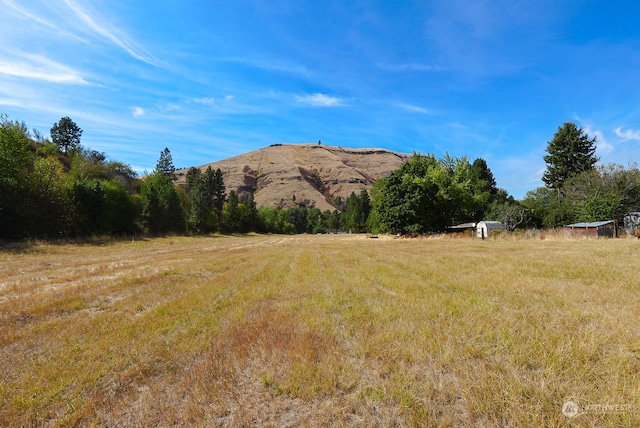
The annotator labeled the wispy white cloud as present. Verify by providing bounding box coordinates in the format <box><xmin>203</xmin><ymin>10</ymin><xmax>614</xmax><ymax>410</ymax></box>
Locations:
<box><xmin>2</xmin><ymin>0</ymin><xmax>87</xmax><ymax>44</ymax></box>
<box><xmin>615</xmin><ymin>126</ymin><xmax>640</xmax><ymax>141</ymax></box>
<box><xmin>191</xmin><ymin>95</ymin><xmax>233</xmax><ymax>106</ymax></box>
<box><xmin>0</xmin><ymin>97</ymin><xmax>24</xmax><ymax>108</ymax></box>
<box><xmin>397</xmin><ymin>103</ymin><xmax>432</xmax><ymax>114</ymax></box>
<box><xmin>379</xmin><ymin>63</ymin><xmax>446</xmax><ymax>72</ymax></box>
<box><xmin>62</xmin><ymin>0</ymin><xmax>163</xmax><ymax>67</ymax></box>
<box><xmin>132</xmin><ymin>106</ymin><xmax>145</xmax><ymax>118</ymax></box>
<box><xmin>295</xmin><ymin>93</ymin><xmax>341</xmax><ymax>107</ymax></box>
<box><xmin>0</xmin><ymin>53</ymin><xmax>88</xmax><ymax>84</ymax></box>
<box><xmin>220</xmin><ymin>56</ymin><xmax>308</xmax><ymax>76</ymax></box>
<box><xmin>193</xmin><ymin>97</ymin><xmax>215</xmax><ymax>105</ymax></box>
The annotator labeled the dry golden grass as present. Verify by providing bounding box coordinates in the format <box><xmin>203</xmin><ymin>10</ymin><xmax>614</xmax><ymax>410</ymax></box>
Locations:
<box><xmin>1</xmin><ymin>234</ymin><xmax>639</xmax><ymax>426</ymax></box>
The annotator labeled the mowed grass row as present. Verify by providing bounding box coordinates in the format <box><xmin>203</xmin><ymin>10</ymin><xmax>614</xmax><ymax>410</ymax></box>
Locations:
<box><xmin>1</xmin><ymin>235</ymin><xmax>639</xmax><ymax>426</ymax></box>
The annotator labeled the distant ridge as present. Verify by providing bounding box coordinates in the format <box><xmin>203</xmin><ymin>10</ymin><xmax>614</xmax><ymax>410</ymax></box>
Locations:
<box><xmin>175</xmin><ymin>144</ymin><xmax>410</xmax><ymax>211</ymax></box>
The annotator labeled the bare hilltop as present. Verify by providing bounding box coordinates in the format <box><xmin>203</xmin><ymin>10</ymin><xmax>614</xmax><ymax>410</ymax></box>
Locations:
<box><xmin>175</xmin><ymin>144</ymin><xmax>411</xmax><ymax>211</ymax></box>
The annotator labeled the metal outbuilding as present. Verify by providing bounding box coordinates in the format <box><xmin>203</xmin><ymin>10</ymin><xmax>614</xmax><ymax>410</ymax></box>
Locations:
<box><xmin>565</xmin><ymin>220</ymin><xmax>615</xmax><ymax>238</ymax></box>
<box><xmin>445</xmin><ymin>222</ymin><xmax>476</xmax><ymax>237</ymax></box>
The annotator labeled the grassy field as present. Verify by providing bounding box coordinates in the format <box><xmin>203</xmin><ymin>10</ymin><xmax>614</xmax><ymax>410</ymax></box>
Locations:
<box><xmin>1</xmin><ymin>234</ymin><xmax>639</xmax><ymax>426</ymax></box>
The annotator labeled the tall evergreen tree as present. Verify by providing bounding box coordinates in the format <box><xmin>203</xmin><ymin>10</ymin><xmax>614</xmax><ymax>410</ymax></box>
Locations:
<box><xmin>542</xmin><ymin>122</ymin><xmax>599</xmax><ymax>190</ymax></box>
<box><xmin>211</xmin><ymin>168</ymin><xmax>226</xmax><ymax>229</ymax></box>
<box><xmin>155</xmin><ymin>147</ymin><xmax>176</xmax><ymax>181</ymax></box>
<box><xmin>342</xmin><ymin>190</ymin><xmax>371</xmax><ymax>232</ymax></box>
<box><xmin>240</xmin><ymin>193</ymin><xmax>259</xmax><ymax>232</ymax></box>
<box><xmin>223</xmin><ymin>190</ymin><xmax>241</xmax><ymax>232</ymax></box>
<box><xmin>141</xmin><ymin>149</ymin><xmax>183</xmax><ymax>233</ymax></box>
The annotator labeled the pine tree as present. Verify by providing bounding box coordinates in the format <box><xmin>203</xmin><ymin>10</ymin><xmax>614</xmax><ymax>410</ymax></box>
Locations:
<box><xmin>542</xmin><ymin>122</ymin><xmax>598</xmax><ymax>190</ymax></box>
<box><xmin>50</xmin><ymin>116</ymin><xmax>82</xmax><ymax>155</ymax></box>
<box><xmin>155</xmin><ymin>147</ymin><xmax>176</xmax><ymax>181</ymax></box>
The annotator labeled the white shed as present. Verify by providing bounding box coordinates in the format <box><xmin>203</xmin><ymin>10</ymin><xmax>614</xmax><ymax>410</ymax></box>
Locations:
<box><xmin>623</xmin><ymin>212</ymin><xmax>640</xmax><ymax>236</ymax></box>
<box><xmin>476</xmin><ymin>221</ymin><xmax>505</xmax><ymax>239</ymax></box>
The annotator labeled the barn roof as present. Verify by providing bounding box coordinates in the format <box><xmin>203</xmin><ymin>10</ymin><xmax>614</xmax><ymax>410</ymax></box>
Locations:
<box><xmin>566</xmin><ymin>220</ymin><xmax>614</xmax><ymax>228</ymax></box>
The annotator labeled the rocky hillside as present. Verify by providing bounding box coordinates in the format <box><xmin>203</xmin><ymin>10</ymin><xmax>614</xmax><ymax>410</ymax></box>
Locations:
<box><xmin>175</xmin><ymin>144</ymin><xmax>410</xmax><ymax>211</ymax></box>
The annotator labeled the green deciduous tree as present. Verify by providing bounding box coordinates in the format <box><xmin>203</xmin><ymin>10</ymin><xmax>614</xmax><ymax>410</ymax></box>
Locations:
<box><xmin>27</xmin><ymin>156</ymin><xmax>70</xmax><ymax>236</ymax></box>
<box><xmin>564</xmin><ymin>163</ymin><xmax>640</xmax><ymax>224</ymax></box>
<box><xmin>102</xmin><ymin>179</ymin><xmax>138</xmax><ymax>234</ymax></box>
<box><xmin>521</xmin><ymin>187</ymin><xmax>574</xmax><ymax>228</ymax></box>
<box><xmin>371</xmin><ymin>153</ymin><xmax>438</xmax><ymax>234</ymax></box>
<box><xmin>72</xmin><ymin>180</ymin><xmax>106</xmax><ymax>235</ymax></box>
<box><xmin>0</xmin><ymin>116</ymin><xmax>33</xmax><ymax>236</ymax></box>
<box><xmin>371</xmin><ymin>153</ymin><xmax>498</xmax><ymax>234</ymax></box>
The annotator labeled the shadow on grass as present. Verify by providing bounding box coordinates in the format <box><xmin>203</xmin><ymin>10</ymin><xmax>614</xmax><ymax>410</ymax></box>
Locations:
<box><xmin>0</xmin><ymin>234</ymin><xmax>149</xmax><ymax>254</ymax></box>
<box><xmin>0</xmin><ymin>232</ymin><xmax>255</xmax><ymax>254</ymax></box>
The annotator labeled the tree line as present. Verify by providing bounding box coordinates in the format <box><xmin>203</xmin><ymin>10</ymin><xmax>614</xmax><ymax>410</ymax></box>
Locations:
<box><xmin>370</xmin><ymin>122</ymin><xmax>640</xmax><ymax>234</ymax></box>
<box><xmin>509</xmin><ymin>122</ymin><xmax>640</xmax><ymax>231</ymax></box>
<box><xmin>0</xmin><ymin>115</ymin><xmax>374</xmax><ymax>239</ymax></box>
<box><xmin>2</xmin><ymin>115</ymin><xmax>639</xmax><ymax>240</ymax></box>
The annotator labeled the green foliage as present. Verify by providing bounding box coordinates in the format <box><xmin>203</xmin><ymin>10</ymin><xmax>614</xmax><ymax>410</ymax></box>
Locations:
<box><xmin>0</xmin><ymin>115</ymin><xmax>32</xmax><ymax>188</ymax></box>
<box><xmin>522</xmin><ymin>187</ymin><xmax>574</xmax><ymax>228</ymax></box>
<box><xmin>155</xmin><ymin>147</ymin><xmax>176</xmax><ymax>181</ymax></box>
<box><xmin>140</xmin><ymin>172</ymin><xmax>183</xmax><ymax>234</ymax></box>
<box><xmin>581</xmin><ymin>189</ymin><xmax>622</xmax><ymax>222</ymax></box>
<box><xmin>27</xmin><ymin>155</ymin><xmax>71</xmax><ymax>236</ymax></box>
<box><xmin>564</xmin><ymin>163</ymin><xmax>640</xmax><ymax>224</ymax></box>
<box><xmin>72</xmin><ymin>180</ymin><xmax>106</xmax><ymax>234</ymax></box>
<box><xmin>223</xmin><ymin>190</ymin><xmax>241</xmax><ymax>233</ymax></box>
<box><xmin>469</xmin><ymin>158</ymin><xmax>499</xmax><ymax>218</ymax></box>
<box><xmin>285</xmin><ymin>207</ymin><xmax>309</xmax><ymax>234</ymax></box>
<box><xmin>523</xmin><ymin>163</ymin><xmax>640</xmax><ymax>229</ymax></box>
<box><xmin>256</xmin><ymin>206</ymin><xmax>343</xmax><ymax>234</ymax></box>
<box><xmin>542</xmin><ymin>122</ymin><xmax>598</xmax><ymax>190</ymax></box>
<box><xmin>0</xmin><ymin>116</ymin><xmax>33</xmax><ymax>236</ymax></box>
<box><xmin>371</xmin><ymin>153</ymin><xmax>498</xmax><ymax>234</ymax></box>
<box><xmin>185</xmin><ymin>168</ymin><xmax>212</xmax><ymax>233</ymax></box>
<box><xmin>257</xmin><ymin>206</ymin><xmax>287</xmax><ymax>233</ymax></box>
<box><xmin>305</xmin><ymin>208</ymin><xmax>325</xmax><ymax>233</ymax></box>
<box><xmin>50</xmin><ymin>116</ymin><xmax>82</xmax><ymax>156</ymax></box>
<box><xmin>102</xmin><ymin>179</ymin><xmax>138</xmax><ymax>234</ymax></box>
<box><xmin>341</xmin><ymin>190</ymin><xmax>371</xmax><ymax>233</ymax></box>
<box><xmin>210</xmin><ymin>167</ymin><xmax>226</xmax><ymax>229</ymax></box>
<box><xmin>183</xmin><ymin>166</ymin><xmax>228</xmax><ymax>234</ymax></box>
<box><xmin>240</xmin><ymin>193</ymin><xmax>260</xmax><ymax>232</ymax></box>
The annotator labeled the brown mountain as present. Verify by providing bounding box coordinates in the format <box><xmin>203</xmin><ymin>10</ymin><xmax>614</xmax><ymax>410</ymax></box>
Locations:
<box><xmin>175</xmin><ymin>144</ymin><xmax>410</xmax><ymax>211</ymax></box>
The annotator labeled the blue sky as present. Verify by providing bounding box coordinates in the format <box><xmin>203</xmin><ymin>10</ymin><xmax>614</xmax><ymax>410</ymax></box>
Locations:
<box><xmin>2</xmin><ymin>0</ymin><xmax>640</xmax><ymax>199</ymax></box>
